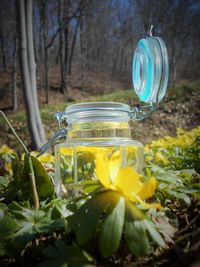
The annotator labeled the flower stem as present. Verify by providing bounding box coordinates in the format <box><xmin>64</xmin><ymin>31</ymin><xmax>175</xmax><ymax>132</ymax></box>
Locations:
<box><xmin>0</xmin><ymin>111</ymin><xmax>39</xmax><ymax>209</ymax></box>
<box><xmin>0</xmin><ymin>110</ymin><xmax>29</xmax><ymax>153</ymax></box>
<box><xmin>27</xmin><ymin>154</ymin><xmax>40</xmax><ymax>210</ymax></box>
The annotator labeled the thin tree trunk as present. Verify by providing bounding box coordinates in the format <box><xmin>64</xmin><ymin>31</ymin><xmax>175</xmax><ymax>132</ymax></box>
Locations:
<box><xmin>0</xmin><ymin>0</ymin><xmax>6</xmax><ymax>71</ymax></box>
<box><xmin>42</xmin><ymin>1</ymin><xmax>49</xmax><ymax>104</ymax></box>
<box><xmin>58</xmin><ymin>0</ymin><xmax>65</xmax><ymax>94</ymax></box>
<box><xmin>12</xmin><ymin>35</ymin><xmax>18</xmax><ymax>112</ymax></box>
<box><xmin>112</xmin><ymin>46</ymin><xmax>119</xmax><ymax>75</ymax></box>
<box><xmin>80</xmin><ymin>15</ymin><xmax>85</xmax><ymax>91</ymax></box>
<box><xmin>44</xmin><ymin>47</ymin><xmax>49</xmax><ymax>104</ymax></box>
<box><xmin>63</xmin><ymin>24</ymin><xmax>68</xmax><ymax>91</ymax></box>
<box><xmin>18</xmin><ymin>0</ymin><xmax>46</xmax><ymax>149</ymax></box>
<box><xmin>119</xmin><ymin>48</ymin><xmax>125</xmax><ymax>71</ymax></box>
<box><xmin>26</xmin><ymin>0</ymin><xmax>46</xmax><ymax>142</ymax></box>
<box><xmin>68</xmin><ymin>18</ymin><xmax>79</xmax><ymax>76</ymax></box>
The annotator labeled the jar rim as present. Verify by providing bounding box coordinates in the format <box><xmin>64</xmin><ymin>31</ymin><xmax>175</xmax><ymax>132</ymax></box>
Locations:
<box><xmin>64</xmin><ymin>102</ymin><xmax>131</xmax><ymax>115</ymax></box>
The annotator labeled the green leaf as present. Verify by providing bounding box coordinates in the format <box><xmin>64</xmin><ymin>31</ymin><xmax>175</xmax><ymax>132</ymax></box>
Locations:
<box><xmin>125</xmin><ymin>201</ymin><xmax>150</xmax><ymax>256</ymax></box>
<box><xmin>38</xmin><ymin>240</ymin><xmax>94</xmax><ymax>267</ymax></box>
<box><xmin>0</xmin><ymin>214</ymin><xmax>19</xmax><ymax>241</ymax></box>
<box><xmin>46</xmin><ymin>198</ymin><xmax>72</xmax><ymax>219</ymax></box>
<box><xmin>143</xmin><ymin>219</ymin><xmax>165</xmax><ymax>248</ymax></box>
<box><xmin>31</xmin><ymin>156</ymin><xmax>55</xmax><ymax>200</ymax></box>
<box><xmin>99</xmin><ymin>195</ymin><xmax>125</xmax><ymax>258</ymax></box>
<box><xmin>6</xmin><ymin>160</ymin><xmax>24</xmax><ymax>201</ymax></box>
<box><xmin>0</xmin><ymin>176</ymin><xmax>9</xmax><ymax>189</ymax></box>
<box><xmin>168</xmin><ymin>190</ymin><xmax>191</xmax><ymax>205</ymax></box>
<box><xmin>69</xmin><ymin>190</ymin><xmax>118</xmax><ymax>245</ymax></box>
<box><xmin>0</xmin><ymin>213</ymin><xmax>19</xmax><ymax>256</ymax></box>
<box><xmin>8</xmin><ymin>203</ymin><xmax>66</xmax><ymax>249</ymax></box>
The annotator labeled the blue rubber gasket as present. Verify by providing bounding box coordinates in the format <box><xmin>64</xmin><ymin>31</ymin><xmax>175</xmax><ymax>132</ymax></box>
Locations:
<box><xmin>132</xmin><ymin>36</ymin><xmax>168</xmax><ymax>103</ymax></box>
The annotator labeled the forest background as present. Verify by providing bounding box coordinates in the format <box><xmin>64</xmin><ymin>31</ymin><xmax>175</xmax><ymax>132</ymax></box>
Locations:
<box><xmin>0</xmin><ymin>1</ymin><xmax>200</xmax><ymax>266</ymax></box>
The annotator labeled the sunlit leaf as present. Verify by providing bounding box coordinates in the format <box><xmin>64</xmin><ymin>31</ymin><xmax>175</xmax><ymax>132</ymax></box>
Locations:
<box><xmin>167</xmin><ymin>190</ymin><xmax>191</xmax><ymax>205</ymax></box>
<box><xmin>31</xmin><ymin>156</ymin><xmax>55</xmax><ymax>199</ymax></box>
<box><xmin>125</xmin><ymin>201</ymin><xmax>150</xmax><ymax>256</ymax></box>
<box><xmin>69</xmin><ymin>190</ymin><xmax>119</xmax><ymax>246</ymax></box>
<box><xmin>143</xmin><ymin>219</ymin><xmax>165</xmax><ymax>248</ymax></box>
<box><xmin>99</xmin><ymin>195</ymin><xmax>125</xmax><ymax>258</ymax></box>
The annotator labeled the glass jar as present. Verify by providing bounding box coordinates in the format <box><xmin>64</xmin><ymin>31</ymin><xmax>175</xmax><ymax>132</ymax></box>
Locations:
<box><xmin>54</xmin><ymin>102</ymin><xmax>144</xmax><ymax>197</ymax></box>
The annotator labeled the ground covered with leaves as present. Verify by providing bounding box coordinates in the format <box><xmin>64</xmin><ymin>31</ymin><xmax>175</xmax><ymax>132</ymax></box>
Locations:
<box><xmin>0</xmin><ymin>80</ymin><xmax>200</xmax><ymax>149</ymax></box>
<box><xmin>0</xmin><ymin>124</ymin><xmax>199</xmax><ymax>267</ymax></box>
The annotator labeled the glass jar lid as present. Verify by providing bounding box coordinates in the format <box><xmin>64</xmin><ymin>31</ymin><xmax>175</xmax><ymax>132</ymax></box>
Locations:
<box><xmin>132</xmin><ymin>30</ymin><xmax>169</xmax><ymax>103</ymax></box>
<box><xmin>64</xmin><ymin>102</ymin><xmax>131</xmax><ymax>124</ymax></box>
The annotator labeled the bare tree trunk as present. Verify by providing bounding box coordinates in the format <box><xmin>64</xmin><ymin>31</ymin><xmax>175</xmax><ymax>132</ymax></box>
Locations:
<box><xmin>63</xmin><ymin>22</ymin><xmax>68</xmax><ymax>91</ymax></box>
<box><xmin>12</xmin><ymin>35</ymin><xmax>18</xmax><ymax>112</ymax></box>
<box><xmin>18</xmin><ymin>0</ymin><xmax>46</xmax><ymax>149</ymax></box>
<box><xmin>42</xmin><ymin>1</ymin><xmax>49</xmax><ymax>104</ymax></box>
<box><xmin>0</xmin><ymin>0</ymin><xmax>6</xmax><ymax>71</ymax></box>
<box><xmin>68</xmin><ymin>18</ymin><xmax>79</xmax><ymax>76</ymax></box>
<box><xmin>58</xmin><ymin>0</ymin><xmax>65</xmax><ymax>94</ymax></box>
<box><xmin>26</xmin><ymin>0</ymin><xmax>46</xmax><ymax>142</ymax></box>
<box><xmin>80</xmin><ymin>15</ymin><xmax>85</xmax><ymax>91</ymax></box>
<box><xmin>44</xmin><ymin>46</ymin><xmax>49</xmax><ymax>104</ymax></box>
<box><xmin>112</xmin><ymin>46</ymin><xmax>119</xmax><ymax>75</ymax></box>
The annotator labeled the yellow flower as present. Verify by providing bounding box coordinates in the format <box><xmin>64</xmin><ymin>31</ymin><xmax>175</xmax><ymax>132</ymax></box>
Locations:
<box><xmin>59</xmin><ymin>147</ymin><xmax>73</xmax><ymax>156</ymax></box>
<box><xmin>31</xmin><ymin>152</ymin><xmax>54</xmax><ymax>163</ymax></box>
<box><xmin>146</xmin><ymin>126</ymin><xmax>200</xmax><ymax>150</ymax></box>
<box><xmin>145</xmin><ymin>155</ymin><xmax>153</xmax><ymax>162</ymax></box>
<box><xmin>0</xmin><ymin>145</ymin><xmax>14</xmax><ymax>155</ymax></box>
<box><xmin>96</xmin><ymin>151</ymin><xmax>161</xmax><ymax>210</ymax></box>
<box><xmin>37</xmin><ymin>153</ymin><xmax>54</xmax><ymax>163</ymax></box>
<box><xmin>155</xmin><ymin>152</ymin><xmax>169</xmax><ymax>165</ymax></box>
<box><xmin>5</xmin><ymin>162</ymin><xmax>13</xmax><ymax>175</ymax></box>
<box><xmin>58</xmin><ymin>146</ymin><xmax>113</xmax><ymax>157</ymax></box>
<box><xmin>22</xmin><ymin>152</ymin><xmax>54</xmax><ymax>163</ymax></box>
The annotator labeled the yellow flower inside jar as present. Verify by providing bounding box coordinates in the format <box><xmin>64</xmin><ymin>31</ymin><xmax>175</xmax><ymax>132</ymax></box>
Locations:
<box><xmin>54</xmin><ymin>102</ymin><xmax>144</xmax><ymax>197</ymax></box>
<box><xmin>95</xmin><ymin>150</ymin><xmax>161</xmax><ymax>209</ymax></box>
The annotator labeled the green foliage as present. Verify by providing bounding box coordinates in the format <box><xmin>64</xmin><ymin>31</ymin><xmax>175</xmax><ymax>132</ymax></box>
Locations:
<box><xmin>144</xmin><ymin>128</ymin><xmax>200</xmax><ymax>205</ymax></box>
<box><xmin>99</xmin><ymin>195</ymin><xmax>125</xmax><ymax>258</ymax></box>
<box><xmin>0</xmin><ymin>123</ymin><xmax>199</xmax><ymax>265</ymax></box>
<box><xmin>125</xmin><ymin>201</ymin><xmax>150</xmax><ymax>256</ymax></box>
<box><xmin>0</xmin><ymin>201</ymin><xmax>67</xmax><ymax>257</ymax></box>
<box><xmin>28</xmin><ymin>155</ymin><xmax>55</xmax><ymax>199</ymax></box>
<box><xmin>69</xmin><ymin>190</ymin><xmax>169</xmax><ymax>258</ymax></box>
<box><xmin>38</xmin><ymin>240</ymin><xmax>95</xmax><ymax>267</ymax></box>
<box><xmin>3</xmin><ymin>154</ymin><xmax>54</xmax><ymax>205</ymax></box>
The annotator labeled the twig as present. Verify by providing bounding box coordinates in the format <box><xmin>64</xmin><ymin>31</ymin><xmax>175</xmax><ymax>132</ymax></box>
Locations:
<box><xmin>0</xmin><ymin>110</ymin><xmax>39</xmax><ymax>209</ymax></box>
<box><xmin>0</xmin><ymin>110</ymin><xmax>28</xmax><ymax>153</ymax></box>
<box><xmin>176</xmin><ymin>214</ymin><xmax>200</xmax><ymax>235</ymax></box>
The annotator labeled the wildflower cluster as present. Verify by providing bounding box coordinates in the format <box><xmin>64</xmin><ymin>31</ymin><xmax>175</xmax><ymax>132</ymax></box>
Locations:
<box><xmin>145</xmin><ymin>126</ymin><xmax>200</xmax><ymax>171</ymax></box>
<box><xmin>144</xmin><ymin>126</ymin><xmax>200</xmax><ymax>205</ymax></box>
<box><xmin>146</xmin><ymin>126</ymin><xmax>200</xmax><ymax>149</ymax></box>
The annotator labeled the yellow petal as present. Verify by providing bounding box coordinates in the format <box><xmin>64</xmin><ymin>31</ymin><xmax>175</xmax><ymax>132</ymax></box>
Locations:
<box><xmin>114</xmin><ymin>167</ymin><xmax>143</xmax><ymax>197</ymax></box>
<box><xmin>5</xmin><ymin>162</ymin><xmax>13</xmax><ymax>175</ymax></box>
<box><xmin>0</xmin><ymin>145</ymin><xmax>14</xmax><ymax>154</ymax></box>
<box><xmin>109</xmin><ymin>150</ymin><xmax>122</xmax><ymax>183</ymax></box>
<box><xmin>96</xmin><ymin>153</ymin><xmax>110</xmax><ymax>188</ymax></box>
<box><xmin>136</xmin><ymin>197</ymin><xmax>162</xmax><ymax>210</ymax></box>
<box><xmin>137</xmin><ymin>177</ymin><xmax>157</xmax><ymax>200</ymax></box>
<box><xmin>59</xmin><ymin>147</ymin><xmax>73</xmax><ymax>156</ymax></box>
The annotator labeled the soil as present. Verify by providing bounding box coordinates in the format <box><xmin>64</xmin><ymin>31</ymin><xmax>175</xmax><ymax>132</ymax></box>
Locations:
<box><xmin>132</xmin><ymin>87</ymin><xmax>200</xmax><ymax>144</ymax></box>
